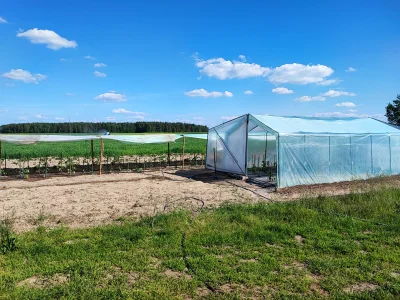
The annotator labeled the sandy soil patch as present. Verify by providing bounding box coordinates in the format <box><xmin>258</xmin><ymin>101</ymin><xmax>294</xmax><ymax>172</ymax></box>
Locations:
<box><xmin>0</xmin><ymin>170</ymin><xmax>258</xmax><ymax>232</ymax></box>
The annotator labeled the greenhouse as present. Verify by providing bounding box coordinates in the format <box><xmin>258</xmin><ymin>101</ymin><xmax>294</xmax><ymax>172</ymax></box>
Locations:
<box><xmin>206</xmin><ymin>114</ymin><xmax>400</xmax><ymax>188</ymax></box>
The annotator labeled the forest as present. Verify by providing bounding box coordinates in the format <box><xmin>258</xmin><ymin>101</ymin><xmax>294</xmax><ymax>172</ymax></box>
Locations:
<box><xmin>0</xmin><ymin>121</ymin><xmax>208</xmax><ymax>134</ymax></box>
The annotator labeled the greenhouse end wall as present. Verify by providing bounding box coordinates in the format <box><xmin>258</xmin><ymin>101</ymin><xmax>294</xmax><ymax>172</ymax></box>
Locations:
<box><xmin>278</xmin><ymin>133</ymin><xmax>400</xmax><ymax>188</ymax></box>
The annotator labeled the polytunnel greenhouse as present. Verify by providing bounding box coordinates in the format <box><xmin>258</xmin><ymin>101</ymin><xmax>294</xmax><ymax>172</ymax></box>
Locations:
<box><xmin>206</xmin><ymin>114</ymin><xmax>400</xmax><ymax>188</ymax></box>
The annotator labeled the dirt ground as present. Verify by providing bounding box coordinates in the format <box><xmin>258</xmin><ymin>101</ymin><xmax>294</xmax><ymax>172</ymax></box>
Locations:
<box><xmin>1</xmin><ymin>169</ymin><xmax>399</xmax><ymax>232</ymax></box>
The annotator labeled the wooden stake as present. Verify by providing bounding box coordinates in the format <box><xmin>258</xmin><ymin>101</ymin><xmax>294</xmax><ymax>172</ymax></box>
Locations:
<box><xmin>167</xmin><ymin>142</ymin><xmax>171</xmax><ymax>166</ymax></box>
<box><xmin>100</xmin><ymin>138</ymin><xmax>104</xmax><ymax>175</ymax></box>
<box><xmin>91</xmin><ymin>139</ymin><xmax>94</xmax><ymax>173</ymax></box>
<box><xmin>182</xmin><ymin>136</ymin><xmax>186</xmax><ymax>169</ymax></box>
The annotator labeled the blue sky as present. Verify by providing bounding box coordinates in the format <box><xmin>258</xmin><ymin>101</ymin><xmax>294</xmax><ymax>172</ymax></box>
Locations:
<box><xmin>1</xmin><ymin>0</ymin><xmax>399</xmax><ymax>127</ymax></box>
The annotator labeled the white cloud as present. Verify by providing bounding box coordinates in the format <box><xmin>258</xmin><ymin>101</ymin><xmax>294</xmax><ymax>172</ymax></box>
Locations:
<box><xmin>322</xmin><ymin>90</ymin><xmax>356</xmax><ymax>97</ymax></box>
<box><xmin>347</xmin><ymin>109</ymin><xmax>357</xmax><ymax>113</ymax></box>
<box><xmin>94</xmin><ymin>71</ymin><xmax>106</xmax><ymax>77</ymax></box>
<box><xmin>296</xmin><ymin>96</ymin><xmax>326</xmax><ymax>102</ymax></box>
<box><xmin>2</xmin><ymin>69</ymin><xmax>47</xmax><ymax>84</ymax></box>
<box><xmin>112</xmin><ymin>108</ymin><xmax>139</xmax><ymax>114</ymax></box>
<box><xmin>336</xmin><ymin>102</ymin><xmax>356</xmax><ymax>107</ymax></box>
<box><xmin>238</xmin><ymin>55</ymin><xmax>246</xmax><ymax>62</ymax></box>
<box><xmin>316</xmin><ymin>79</ymin><xmax>341</xmax><ymax>86</ymax></box>
<box><xmin>84</xmin><ymin>55</ymin><xmax>96</xmax><ymax>60</ymax></box>
<box><xmin>94</xmin><ymin>63</ymin><xmax>107</xmax><ymax>68</ymax></box>
<box><xmin>221</xmin><ymin>116</ymin><xmax>238</xmax><ymax>121</ymax></box>
<box><xmin>269</xmin><ymin>63</ymin><xmax>334</xmax><ymax>84</ymax></box>
<box><xmin>184</xmin><ymin>89</ymin><xmax>233</xmax><ymax>98</ymax></box>
<box><xmin>244</xmin><ymin>90</ymin><xmax>254</xmax><ymax>95</ymax></box>
<box><xmin>194</xmin><ymin>55</ymin><xmax>271</xmax><ymax>80</ymax></box>
<box><xmin>35</xmin><ymin>114</ymin><xmax>47</xmax><ymax>119</ymax></box>
<box><xmin>346</xmin><ymin>67</ymin><xmax>356</xmax><ymax>72</ymax></box>
<box><xmin>5</xmin><ymin>83</ymin><xmax>14</xmax><ymax>87</ymax></box>
<box><xmin>272</xmin><ymin>87</ymin><xmax>294</xmax><ymax>94</ymax></box>
<box><xmin>94</xmin><ymin>92</ymin><xmax>126</xmax><ymax>102</ymax></box>
<box><xmin>193</xmin><ymin>116</ymin><xmax>205</xmax><ymax>122</ymax></box>
<box><xmin>17</xmin><ymin>28</ymin><xmax>77</xmax><ymax>50</ymax></box>
<box><xmin>0</xmin><ymin>17</ymin><xmax>8</xmax><ymax>24</ymax></box>
<box><xmin>55</xmin><ymin>117</ymin><xmax>65</xmax><ymax>121</ymax></box>
<box><xmin>66</xmin><ymin>93</ymin><xmax>75</xmax><ymax>96</ymax></box>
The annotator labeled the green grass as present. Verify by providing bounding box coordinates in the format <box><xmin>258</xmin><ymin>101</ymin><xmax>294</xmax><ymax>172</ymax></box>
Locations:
<box><xmin>0</xmin><ymin>137</ymin><xmax>206</xmax><ymax>159</ymax></box>
<box><xmin>1</xmin><ymin>188</ymin><xmax>400</xmax><ymax>299</ymax></box>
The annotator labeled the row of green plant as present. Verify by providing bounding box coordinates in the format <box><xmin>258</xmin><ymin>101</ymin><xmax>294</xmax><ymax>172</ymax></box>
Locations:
<box><xmin>0</xmin><ymin>138</ymin><xmax>207</xmax><ymax>160</ymax></box>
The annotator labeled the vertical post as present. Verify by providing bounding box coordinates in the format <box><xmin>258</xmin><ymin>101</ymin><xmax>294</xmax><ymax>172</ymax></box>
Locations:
<box><xmin>244</xmin><ymin>114</ymin><xmax>249</xmax><ymax>176</ymax></box>
<box><xmin>350</xmin><ymin>136</ymin><xmax>353</xmax><ymax>175</ymax></box>
<box><xmin>265</xmin><ymin>132</ymin><xmax>268</xmax><ymax>164</ymax></box>
<box><xmin>276</xmin><ymin>134</ymin><xmax>280</xmax><ymax>190</ymax></box>
<box><xmin>100</xmin><ymin>138</ymin><xmax>104</xmax><ymax>175</ymax></box>
<box><xmin>182</xmin><ymin>136</ymin><xmax>186</xmax><ymax>169</ymax></box>
<box><xmin>0</xmin><ymin>141</ymin><xmax>2</xmax><ymax>176</ymax></box>
<box><xmin>167</xmin><ymin>142</ymin><xmax>171</xmax><ymax>166</ymax></box>
<box><xmin>91</xmin><ymin>140</ymin><xmax>94</xmax><ymax>173</ymax></box>
<box><xmin>213</xmin><ymin>148</ymin><xmax>216</xmax><ymax>174</ymax></box>
<box><xmin>389</xmin><ymin>135</ymin><xmax>392</xmax><ymax>175</ymax></box>
<box><xmin>370</xmin><ymin>135</ymin><xmax>373</xmax><ymax>175</ymax></box>
<box><xmin>328</xmin><ymin>135</ymin><xmax>331</xmax><ymax>176</ymax></box>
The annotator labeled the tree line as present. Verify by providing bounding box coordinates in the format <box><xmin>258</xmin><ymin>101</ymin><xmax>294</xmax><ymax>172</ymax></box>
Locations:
<box><xmin>0</xmin><ymin>121</ymin><xmax>208</xmax><ymax>134</ymax></box>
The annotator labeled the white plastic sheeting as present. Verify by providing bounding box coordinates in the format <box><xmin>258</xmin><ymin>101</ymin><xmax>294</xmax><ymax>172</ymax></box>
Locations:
<box><xmin>206</xmin><ymin>114</ymin><xmax>400</xmax><ymax>188</ymax></box>
<box><xmin>0</xmin><ymin>133</ymin><xmax>208</xmax><ymax>145</ymax></box>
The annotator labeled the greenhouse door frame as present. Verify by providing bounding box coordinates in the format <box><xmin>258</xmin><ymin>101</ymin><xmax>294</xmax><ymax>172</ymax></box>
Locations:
<box><xmin>246</xmin><ymin>114</ymin><xmax>280</xmax><ymax>187</ymax></box>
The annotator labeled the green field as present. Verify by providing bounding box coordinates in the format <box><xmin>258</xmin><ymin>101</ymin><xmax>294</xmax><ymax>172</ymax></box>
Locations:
<box><xmin>0</xmin><ymin>137</ymin><xmax>207</xmax><ymax>160</ymax></box>
<box><xmin>1</xmin><ymin>188</ymin><xmax>399</xmax><ymax>299</ymax></box>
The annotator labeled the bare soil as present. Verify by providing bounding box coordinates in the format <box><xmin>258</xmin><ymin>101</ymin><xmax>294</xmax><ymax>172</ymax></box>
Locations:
<box><xmin>1</xmin><ymin>169</ymin><xmax>399</xmax><ymax>232</ymax></box>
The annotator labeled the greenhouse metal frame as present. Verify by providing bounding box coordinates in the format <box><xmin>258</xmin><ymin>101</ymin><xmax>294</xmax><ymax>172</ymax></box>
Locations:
<box><xmin>206</xmin><ymin>114</ymin><xmax>400</xmax><ymax>188</ymax></box>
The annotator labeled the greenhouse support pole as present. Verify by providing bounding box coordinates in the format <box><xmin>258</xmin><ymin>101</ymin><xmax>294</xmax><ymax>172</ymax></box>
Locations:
<box><xmin>389</xmin><ymin>135</ymin><xmax>392</xmax><ymax>175</ymax></box>
<box><xmin>0</xmin><ymin>141</ymin><xmax>2</xmax><ymax>176</ymax></box>
<box><xmin>328</xmin><ymin>135</ymin><xmax>331</xmax><ymax>175</ymax></box>
<box><xmin>91</xmin><ymin>140</ymin><xmax>94</xmax><ymax>173</ymax></box>
<box><xmin>264</xmin><ymin>132</ymin><xmax>268</xmax><ymax>165</ymax></box>
<box><xmin>276</xmin><ymin>134</ymin><xmax>280</xmax><ymax>190</ymax></box>
<box><xmin>350</xmin><ymin>136</ymin><xmax>353</xmax><ymax>174</ymax></box>
<box><xmin>100</xmin><ymin>138</ymin><xmax>104</xmax><ymax>175</ymax></box>
<box><xmin>244</xmin><ymin>114</ymin><xmax>249</xmax><ymax>176</ymax></box>
<box><xmin>370</xmin><ymin>135</ymin><xmax>373</xmax><ymax>175</ymax></box>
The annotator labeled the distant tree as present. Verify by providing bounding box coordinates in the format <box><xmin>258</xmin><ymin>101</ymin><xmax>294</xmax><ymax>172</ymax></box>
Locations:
<box><xmin>386</xmin><ymin>95</ymin><xmax>400</xmax><ymax>126</ymax></box>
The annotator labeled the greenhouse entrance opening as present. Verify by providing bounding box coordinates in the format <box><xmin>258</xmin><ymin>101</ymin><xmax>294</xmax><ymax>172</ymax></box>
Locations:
<box><xmin>246</xmin><ymin>116</ymin><xmax>277</xmax><ymax>187</ymax></box>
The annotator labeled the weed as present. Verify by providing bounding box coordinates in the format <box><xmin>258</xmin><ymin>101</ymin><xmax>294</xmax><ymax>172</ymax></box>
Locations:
<box><xmin>0</xmin><ymin>213</ymin><xmax>16</xmax><ymax>254</ymax></box>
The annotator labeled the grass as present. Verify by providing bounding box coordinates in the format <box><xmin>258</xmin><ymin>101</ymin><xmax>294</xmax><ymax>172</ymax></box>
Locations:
<box><xmin>0</xmin><ymin>188</ymin><xmax>399</xmax><ymax>299</ymax></box>
<box><xmin>0</xmin><ymin>137</ymin><xmax>206</xmax><ymax>159</ymax></box>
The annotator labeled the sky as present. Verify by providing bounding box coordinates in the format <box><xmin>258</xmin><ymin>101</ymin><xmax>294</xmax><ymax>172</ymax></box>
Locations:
<box><xmin>1</xmin><ymin>0</ymin><xmax>399</xmax><ymax>127</ymax></box>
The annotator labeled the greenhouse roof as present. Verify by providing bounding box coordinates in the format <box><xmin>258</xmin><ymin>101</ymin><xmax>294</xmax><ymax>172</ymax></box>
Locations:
<box><xmin>252</xmin><ymin>115</ymin><xmax>400</xmax><ymax>135</ymax></box>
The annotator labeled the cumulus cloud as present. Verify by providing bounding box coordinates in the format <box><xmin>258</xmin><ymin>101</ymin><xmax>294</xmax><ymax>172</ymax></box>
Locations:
<box><xmin>272</xmin><ymin>87</ymin><xmax>294</xmax><ymax>94</ymax></box>
<box><xmin>194</xmin><ymin>55</ymin><xmax>271</xmax><ymax>80</ymax></box>
<box><xmin>35</xmin><ymin>114</ymin><xmax>47</xmax><ymax>119</ymax></box>
<box><xmin>316</xmin><ymin>79</ymin><xmax>341</xmax><ymax>86</ymax></box>
<box><xmin>94</xmin><ymin>92</ymin><xmax>126</xmax><ymax>102</ymax></box>
<box><xmin>346</xmin><ymin>67</ymin><xmax>356</xmax><ymax>72</ymax></box>
<box><xmin>336</xmin><ymin>102</ymin><xmax>356</xmax><ymax>107</ymax></box>
<box><xmin>55</xmin><ymin>117</ymin><xmax>65</xmax><ymax>121</ymax></box>
<box><xmin>296</xmin><ymin>96</ymin><xmax>326</xmax><ymax>102</ymax></box>
<box><xmin>244</xmin><ymin>90</ymin><xmax>254</xmax><ymax>95</ymax></box>
<box><xmin>238</xmin><ymin>55</ymin><xmax>246</xmax><ymax>62</ymax></box>
<box><xmin>0</xmin><ymin>17</ymin><xmax>7</xmax><ymax>23</ymax></box>
<box><xmin>111</xmin><ymin>109</ymin><xmax>146</xmax><ymax>115</ymax></box>
<box><xmin>94</xmin><ymin>63</ymin><xmax>107</xmax><ymax>67</ymax></box>
<box><xmin>2</xmin><ymin>69</ymin><xmax>47</xmax><ymax>84</ymax></box>
<box><xmin>184</xmin><ymin>89</ymin><xmax>233</xmax><ymax>98</ymax></box>
<box><xmin>269</xmin><ymin>63</ymin><xmax>334</xmax><ymax>84</ymax></box>
<box><xmin>66</xmin><ymin>93</ymin><xmax>75</xmax><ymax>96</ymax></box>
<box><xmin>17</xmin><ymin>28</ymin><xmax>77</xmax><ymax>50</ymax></box>
<box><xmin>221</xmin><ymin>116</ymin><xmax>238</xmax><ymax>121</ymax></box>
<box><xmin>84</xmin><ymin>55</ymin><xmax>96</xmax><ymax>60</ymax></box>
<box><xmin>322</xmin><ymin>90</ymin><xmax>356</xmax><ymax>97</ymax></box>
<box><xmin>94</xmin><ymin>71</ymin><xmax>106</xmax><ymax>77</ymax></box>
